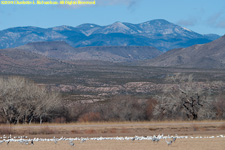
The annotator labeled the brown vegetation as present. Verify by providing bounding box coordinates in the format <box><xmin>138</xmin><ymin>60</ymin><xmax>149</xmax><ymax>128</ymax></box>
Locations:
<box><xmin>153</xmin><ymin>74</ymin><xmax>225</xmax><ymax>121</ymax></box>
<box><xmin>0</xmin><ymin>76</ymin><xmax>63</xmax><ymax>124</ymax></box>
<box><xmin>0</xmin><ymin>74</ymin><xmax>224</xmax><ymax>124</ymax></box>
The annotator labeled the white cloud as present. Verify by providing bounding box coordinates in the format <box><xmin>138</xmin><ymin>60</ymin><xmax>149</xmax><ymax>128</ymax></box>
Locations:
<box><xmin>207</xmin><ymin>12</ymin><xmax>223</xmax><ymax>26</ymax></box>
<box><xmin>177</xmin><ymin>18</ymin><xmax>198</xmax><ymax>26</ymax></box>
<box><xmin>206</xmin><ymin>12</ymin><xmax>225</xmax><ymax>28</ymax></box>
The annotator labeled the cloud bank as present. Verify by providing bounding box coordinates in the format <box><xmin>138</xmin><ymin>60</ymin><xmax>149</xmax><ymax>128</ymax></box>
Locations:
<box><xmin>207</xmin><ymin>12</ymin><xmax>225</xmax><ymax>28</ymax></box>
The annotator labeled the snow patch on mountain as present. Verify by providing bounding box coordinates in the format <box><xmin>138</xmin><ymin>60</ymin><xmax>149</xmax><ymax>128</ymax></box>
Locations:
<box><xmin>162</xmin><ymin>29</ymin><xmax>173</xmax><ymax>35</ymax></box>
<box><xmin>5</xmin><ymin>32</ymin><xmax>21</xmax><ymax>38</ymax></box>
<box><xmin>102</xmin><ymin>22</ymin><xmax>132</xmax><ymax>34</ymax></box>
<box><xmin>182</xmin><ymin>27</ymin><xmax>192</xmax><ymax>32</ymax></box>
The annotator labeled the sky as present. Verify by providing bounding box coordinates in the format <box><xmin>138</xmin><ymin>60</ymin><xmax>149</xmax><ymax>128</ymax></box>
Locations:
<box><xmin>0</xmin><ymin>0</ymin><xmax>225</xmax><ymax>35</ymax></box>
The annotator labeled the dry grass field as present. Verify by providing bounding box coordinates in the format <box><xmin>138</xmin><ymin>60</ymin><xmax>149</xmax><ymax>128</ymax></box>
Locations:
<box><xmin>1</xmin><ymin>138</ymin><xmax>225</xmax><ymax>150</ymax></box>
<box><xmin>1</xmin><ymin>121</ymin><xmax>225</xmax><ymax>150</ymax></box>
<box><xmin>1</xmin><ymin>121</ymin><xmax>225</xmax><ymax>137</ymax></box>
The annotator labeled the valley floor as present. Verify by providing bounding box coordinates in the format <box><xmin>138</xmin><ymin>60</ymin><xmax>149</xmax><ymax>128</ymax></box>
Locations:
<box><xmin>1</xmin><ymin>121</ymin><xmax>225</xmax><ymax>138</ymax></box>
<box><xmin>1</xmin><ymin>121</ymin><xmax>225</xmax><ymax>150</ymax></box>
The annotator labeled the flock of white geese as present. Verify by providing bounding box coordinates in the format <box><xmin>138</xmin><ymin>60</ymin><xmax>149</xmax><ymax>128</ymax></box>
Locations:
<box><xmin>0</xmin><ymin>134</ymin><xmax>224</xmax><ymax>147</ymax></box>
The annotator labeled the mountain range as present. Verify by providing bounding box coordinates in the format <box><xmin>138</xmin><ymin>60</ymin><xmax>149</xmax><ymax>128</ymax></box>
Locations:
<box><xmin>0</xmin><ymin>19</ymin><xmax>220</xmax><ymax>51</ymax></box>
<box><xmin>2</xmin><ymin>34</ymin><xmax>225</xmax><ymax>74</ymax></box>
<box><xmin>1</xmin><ymin>18</ymin><xmax>225</xmax><ymax>72</ymax></box>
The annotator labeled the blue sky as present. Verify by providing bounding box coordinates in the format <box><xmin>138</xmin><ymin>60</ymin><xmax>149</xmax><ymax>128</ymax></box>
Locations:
<box><xmin>0</xmin><ymin>0</ymin><xmax>225</xmax><ymax>35</ymax></box>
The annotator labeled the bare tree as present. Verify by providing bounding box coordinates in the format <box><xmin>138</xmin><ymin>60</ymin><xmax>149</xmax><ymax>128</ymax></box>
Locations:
<box><xmin>0</xmin><ymin>76</ymin><xmax>62</xmax><ymax>124</ymax></box>
<box><xmin>153</xmin><ymin>74</ymin><xmax>215</xmax><ymax>120</ymax></box>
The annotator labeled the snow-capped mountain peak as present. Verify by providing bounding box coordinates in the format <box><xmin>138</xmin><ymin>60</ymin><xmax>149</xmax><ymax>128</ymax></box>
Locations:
<box><xmin>101</xmin><ymin>22</ymin><xmax>132</xmax><ymax>34</ymax></box>
<box><xmin>111</xmin><ymin>22</ymin><xmax>129</xmax><ymax>29</ymax></box>
<box><xmin>0</xmin><ymin>19</ymin><xmax>220</xmax><ymax>51</ymax></box>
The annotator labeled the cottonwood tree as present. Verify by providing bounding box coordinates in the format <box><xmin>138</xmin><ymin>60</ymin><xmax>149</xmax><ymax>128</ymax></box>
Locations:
<box><xmin>92</xmin><ymin>95</ymin><xmax>146</xmax><ymax>121</ymax></box>
<box><xmin>153</xmin><ymin>73</ymin><xmax>216</xmax><ymax>120</ymax></box>
<box><xmin>0</xmin><ymin>76</ymin><xmax>62</xmax><ymax>124</ymax></box>
<box><xmin>211</xmin><ymin>95</ymin><xmax>225</xmax><ymax>119</ymax></box>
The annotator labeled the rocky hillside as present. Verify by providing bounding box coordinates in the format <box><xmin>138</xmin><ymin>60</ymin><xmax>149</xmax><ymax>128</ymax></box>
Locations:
<box><xmin>12</xmin><ymin>41</ymin><xmax>163</xmax><ymax>62</ymax></box>
<box><xmin>141</xmin><ymin>35</ymin><xmax>225</xmax><ymax>68</ymax></box>
<box><xmin>0</xmin><ymin>48</ymin><xmax>72</xmax><ymax>74</ymax></box>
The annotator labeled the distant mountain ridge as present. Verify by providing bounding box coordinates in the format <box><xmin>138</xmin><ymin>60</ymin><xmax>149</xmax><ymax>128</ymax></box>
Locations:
<box><xmin>0</xmin><ymin>40</ymin><xmax>162</xmax><ymax>74</ymax></box>
<box><xmin>12</xmin><ymin>41</ymin><xmax>162</xmax><ymax>62</ymax></box>
<box><xmin>0</xmin><ymin>48</ymin><xmax>69</xmax><ymax>74</ymax></box>
<box><xmin>140</xmin><ymin>35</ymin><xmax>225</xmax><ymax>69</ymax></box>
<box><xmin>0</xmin><ymin>19</ymin><xmax>220</xmax><ymax>51</ymax></box>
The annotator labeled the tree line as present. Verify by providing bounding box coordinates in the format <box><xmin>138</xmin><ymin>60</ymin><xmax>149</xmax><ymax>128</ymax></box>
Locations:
<box><xmin>0</xmin><ymin>75</ymin><xmax>224</xmax><ymax>124</ymax></box>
